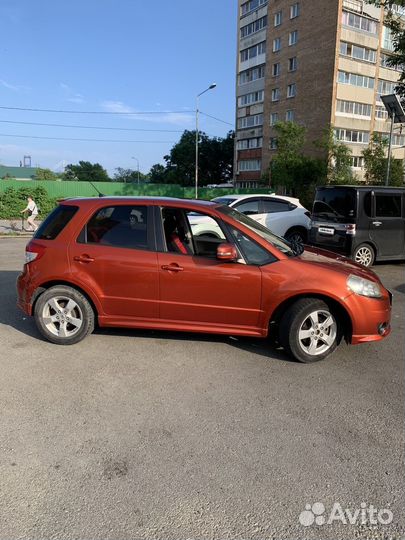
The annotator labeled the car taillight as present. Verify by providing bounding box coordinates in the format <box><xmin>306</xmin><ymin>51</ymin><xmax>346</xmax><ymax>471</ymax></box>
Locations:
<box><xmin>25</xmin><ymin>241</ymin><xmax>46</xmax><ymax>264</ymax></box>
<box><xmin>345</xmin><ymin>224</ymin><xmax>356</xmax><ymax>236</ymax></box>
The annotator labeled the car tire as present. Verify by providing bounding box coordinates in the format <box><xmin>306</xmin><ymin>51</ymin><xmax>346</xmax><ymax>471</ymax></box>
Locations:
<box><xmin>279</xmin><ymin>298</ymin><xmax>339</xmax><ymax>363</ymax></box>
<box><xmin>353</xmin><ymin>243</ymin><xmax>375</xmax><ymax>267</ymax></box>
<box><xmin>34</xmin><ymin>285</ymin><xmax>95</xmax><ymax>345</ymax></box>
<box><xmin>284</xmin><ymin>228</ymin><xmax>307</xmax><ymax>245</ymax></box>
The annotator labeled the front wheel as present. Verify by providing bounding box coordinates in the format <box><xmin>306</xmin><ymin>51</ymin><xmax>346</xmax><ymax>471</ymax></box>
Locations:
<box><xmin>279</xmin><ymin>299</ymin><xmax>339</xmax><ymax>363</ymax></box>
<box><xmin>353</xmin><ymin>243</ymin><xmax>375</xmax><ymax>267</ymax></box>
<box><xmin>34</xmin><ymin>285</ymin><xmax>95</xmax><ymax>345</ymax></box>
<box><xmin>284</xmin><ymin>228</ymin><xmax>306</xmax><ymax>245</ymax></box>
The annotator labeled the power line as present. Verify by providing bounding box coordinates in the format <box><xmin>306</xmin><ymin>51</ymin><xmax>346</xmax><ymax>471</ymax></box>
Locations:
<box><xmin>0</xmin><ymin>133</ymin><xmax>176</xmax><ymax>143</ymax></box>
<box><xmin>0</xmin><ymin>105</ymin><xmax>191</xmax><ymax>115</ymax></box>
<box><xmin>0</xmin><ymin>119</ymin><xmax>183</xmax><ymax>133</ymax></box>
<box><xmin>200</xmin><ymin>111</ymin><xmax>234</xmax><ymax>127</ymax></box>
<box><xmin>0</xmin><ymin>105</ymin><xmax>235</xmax><ymax>126</ymax></box>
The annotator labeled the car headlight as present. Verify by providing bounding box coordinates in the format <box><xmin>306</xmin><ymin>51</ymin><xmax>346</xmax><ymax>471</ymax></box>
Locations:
<box><xmin>347</xmin><ymin>274</ymin><xmax>382</xmax><ymax>298</ymax></box>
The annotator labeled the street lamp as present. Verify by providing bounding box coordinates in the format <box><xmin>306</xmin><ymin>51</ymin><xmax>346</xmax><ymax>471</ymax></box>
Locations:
<box><xmin>131</xmin><ymin>156</ymin><xmax>140</xmax><ymax>184</ymax></box>
<box><xmin>195</xmin><ymin>83</ymin><xmax>217</xmax><ymax>198</ymax></box>
<box><xmin>381</xmin><ymin>94</ymin><xmax>405</xmax><ymax>186</ymax></box>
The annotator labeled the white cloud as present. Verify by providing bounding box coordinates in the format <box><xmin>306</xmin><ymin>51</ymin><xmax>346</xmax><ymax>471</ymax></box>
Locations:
<box><xmin>60</xmin><ymin>82</ymin><xmax>85</xmax><ymax>104</ymax></box>
<box><xmin>100</xmin><ymin>100</ymin><xmax>194</xmax><ymax>126</ymax></box>
<box><xmin>0</xmin><ymin>79</ymin><xmax>29</xmax><ymax>93</ymax></box>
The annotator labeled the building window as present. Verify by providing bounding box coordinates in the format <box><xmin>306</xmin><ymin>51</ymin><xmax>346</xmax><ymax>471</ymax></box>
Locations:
<box><xmin>239</xmin><ymin>65</ymin><xmax>266</xmax><ymax>85</ymax></box>
<box><xmin>240</xmin><ymin>41</ymin><xmax>266</xmax><ymax>62</ymax></box>
<box><xmin>288</xmin><ymin>56</ymin><xmax>297</xmax><ymax>71</ymax></box>
<box><xmin>339</xmin><ymin>41</ymin><xmax>376</xmax><ymax>63</ymax></box>
<box><xmin>273</xmin><ymin>37</ymin><xmax>281</xmax><ymax>52</ymax></box>
<box><xmin>238</xmin><ymin>159</ymin><xmax>261</xmax><ymax>171</ymax></box>
<box><xmin>377</xmin><ymin>79</ymin><xmax>396</xmax><ymax>97</ymax></box>
<box><xmin>351</xmin><ymin>156</ymin><xmax>365</xmax><ymax>169</ymax></box>
<box><xmin>287</xmin><ymin>83</ymin><xmax>296</xmax><ymax>98</ymax></box>
<box><xmin>335</xmin><ymin>129</ymin><xmax>370</xmax><ymax>144</ymax></box>
<box><xmin>341</xmin><ymin>10</ymin><xmax>378</xmax><ymax>34</ymax></box>
<box><xmin>271</xmin><ymin>88</ymin><xmax>280</xmax><ymax>101</ymax></box>
<box><xmin>288</xmin><ymin>30</ymin><xmax>298</xmax><ymax>46</ymax></box>
<box><xmin>238</xmin><ymin>90</ymin><xmax>264</xmax><ymax>107</ymax></box>
<box><xmin>290</xmin><ymin>3</ymin><xmax>299</xmax><ymax>18</ymax></box>
<box><xmin>270</xmin><ymin>112</ymin><xmax>279</xmax><ymax>126</ymax></box>
<box><xmin>392</xmin><ymin>133</ymin><xmax>405</xmax><ymax>146</ymax></box>
<box><xmin>286</xmin><ymin>110</ymin><xmax>295</xmax><ymax>121</ymax></box>
<box><xmin>237</xmin><ymin>137</ymin><xmax>263</xmax><ymax>150</ymax></box>
<box><xmin>241</xmin><ymin>0</ymin><xmax>268</xmax><ymax>17</ymax></box>
<box><xmin>382</xmin><ymin>25</ymin><xmax>394</xmax><ymax>51</ymax></box>
<box><xmin>269</xmin><ymin>138</ymin><xmax>278</xmax><ymax>149</ymax></box>
<box><xmin>240</xmin><ymin>15</ymin><xmax>268</xmax><ymax>38</ymax></box>
<box><xmin>380</xmin><ymin>53</ymin><xmax>403</xmax><ymax>72</ymax></box>
<box><xmin>338</xmin><ymin>70</ymin><xmax>375</xmax><ymax>89</ymax></box>
<box><xmin>274</xmin><ymin>11</ymin><xmax>282</xmax><ymax>26</ymax></box>
<box><xmin>272</xmin><ymin>62</ymin><xmax>280</xmax><ymax>76</ymax></box>
<box><xmin>336</xmin><ymin>99</ymin><xmax>372</xmax><ymax>118</ymax></box>
<box><xmin>237</xmin><ymin>114</ymin><xmax>264</xmax><ymax>129</ymax></box>
<box><xmin>375</xmin><ymin>105</ymin><xmax>388</xmax><ymax>120</ymax></box>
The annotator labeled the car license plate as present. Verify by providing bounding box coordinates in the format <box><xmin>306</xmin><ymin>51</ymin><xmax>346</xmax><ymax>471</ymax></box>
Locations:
<box><xmin>318</xmin><ymin>227</ymin><xmax>334</xmax><ymax>235</ymax></box>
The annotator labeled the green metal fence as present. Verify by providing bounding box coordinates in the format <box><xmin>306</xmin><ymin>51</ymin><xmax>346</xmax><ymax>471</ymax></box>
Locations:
<box><xmin>0</xmin><ymin>179</ymin><xmax>271</xmax><ymax>200</ymax></box>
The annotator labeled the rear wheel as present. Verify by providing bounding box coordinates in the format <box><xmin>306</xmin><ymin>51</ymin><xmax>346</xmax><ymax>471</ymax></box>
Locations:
<box><xmin>353</xmin><ymin>243</ymin><xmax>375</xmax><ymax>267</ymax></box>
<box><xmin>284</xmin><ymin>228</ymin><xmax>307</xmax><ymax>245</ymax></box>
<box><xmin>279</xmin><ymin>299</ymin><xmax>339</xmax><ymax>363</ymax></box>
<box><xmin>34</xmin><ymin>285</ymin><xmax>95</xmax><ymax>345</ymax></box>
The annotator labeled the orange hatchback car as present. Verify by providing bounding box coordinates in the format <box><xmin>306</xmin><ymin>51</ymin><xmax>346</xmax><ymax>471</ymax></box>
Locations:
<box><xmin>17</xmin><ymin>197</ymin><xmax>392</xmax><ymax>363</ymax></box>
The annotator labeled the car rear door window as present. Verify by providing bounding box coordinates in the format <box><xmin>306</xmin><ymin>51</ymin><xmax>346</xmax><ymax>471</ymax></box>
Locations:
<box><xmin>80</xmin><ymin>205</ymin><xmax>152</xmax><ymax>250</ymax></box>
<box><xmin>234</xmin><ymin>200</ymin><xmax>260</xmax><ymax>215</ymax></box>
<box><xmin>375</xmin><ymin>195</ymin><xmax>402</xmax><ymax>218</ymax></box>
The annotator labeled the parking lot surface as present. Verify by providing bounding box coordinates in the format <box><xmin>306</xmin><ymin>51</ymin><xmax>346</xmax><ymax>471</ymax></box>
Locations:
<box><xmin>0</xmin><ymin>238</ymin><xmax>404</xmax><ymax>539</ymax></box>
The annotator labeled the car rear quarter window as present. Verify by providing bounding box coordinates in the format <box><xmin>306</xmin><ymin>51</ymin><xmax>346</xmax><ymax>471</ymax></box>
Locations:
<box><xmin>375</xmin><ymin>194</ymin><xmax>402</xmax><ymax>218</ymax></box>
<box><xmin>35</xmin><ymin>205</ymin><xmax>78</xmax><ymax>240</ymax></box>
<box><xmin>261</xmin><ymin>199</ymin><xmax>290</xmax><ymax>213</ymax></box>
<box><xmin>79</xmin><ymin>205</ymin><xmax>151</xmax><ymax>250</ymax></box>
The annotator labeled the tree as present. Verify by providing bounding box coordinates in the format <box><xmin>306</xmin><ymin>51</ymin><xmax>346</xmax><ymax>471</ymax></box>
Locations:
<box><xmin>362</xmin><ymin>132</ymin><xmax>404</xmax><ymax>185</ymax></box>
<box><xmin>269</xmin><ymin>122</ymin><xmax>327</xmax><ymax>207</ymax></box>
<box><xmin>317</xmin><ymin>127</ymin><xmax>355</xmax><ymax>185</ymax></box>
<box><xmin>113</xmin><ymin>167</ymin><xmax>146</xmax><ymax>183</ymax></box>
<box><xmin>149</xmin><ymin>164</ymin><xmax>168</xmax><ymax>184</ymax></box>
<box><xmin>62</xmin><ymin>161</ymin><xmax>110</xmax><ymax>182</ymax></box>
<box><xmin>35</xmin><ymin>168</ymin><xmax>58</xmax><ymax>181</ymax></box>
<box><xmin>366</xmin><ymin>1</ymin><xmax>405</xmax><ymax>97</ymax></box>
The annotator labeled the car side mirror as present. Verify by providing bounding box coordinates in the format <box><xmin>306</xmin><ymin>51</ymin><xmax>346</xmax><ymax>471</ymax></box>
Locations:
<box><xmin>217</xmin><ymin>243</ymin><xmax>238</xmax><ymax>262</ymax></box>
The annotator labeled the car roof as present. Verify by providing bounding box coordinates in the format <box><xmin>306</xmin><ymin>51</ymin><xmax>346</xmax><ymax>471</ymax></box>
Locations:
<box><xmin>212</xmin><ymin>193</ymin><xmax>302</xmax><ymax>205</ymax></box>
<box><xmin>60</xmin><ymin>196</ymin><xmax>218</xmax><ymax>209</ymax></box>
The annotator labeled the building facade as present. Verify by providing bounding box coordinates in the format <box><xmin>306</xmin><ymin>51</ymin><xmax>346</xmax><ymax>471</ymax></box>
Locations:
<box><xmin>235</xmin><ymin>0</ymin><xmax>405</xmax><ymax>187</ymax></box>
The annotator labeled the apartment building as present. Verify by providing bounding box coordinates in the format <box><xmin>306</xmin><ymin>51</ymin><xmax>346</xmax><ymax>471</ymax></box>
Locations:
<box><xmin>235</xmin><ymin>0</ymin><xmax>405</xmax><ymax>187</ymax></box>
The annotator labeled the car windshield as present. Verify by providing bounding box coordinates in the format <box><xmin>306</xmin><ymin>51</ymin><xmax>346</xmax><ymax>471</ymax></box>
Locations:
<box><xmin>217</xmin><ymin>205</ymin><xmax>296</xmax><ymax>256</ymax></box>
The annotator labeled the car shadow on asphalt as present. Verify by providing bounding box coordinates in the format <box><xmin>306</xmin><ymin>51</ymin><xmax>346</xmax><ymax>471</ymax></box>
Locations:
<box><xmin>94</xmin><ymin>327</ymin><xmax>297</xmax><ymax>363</ymax></box>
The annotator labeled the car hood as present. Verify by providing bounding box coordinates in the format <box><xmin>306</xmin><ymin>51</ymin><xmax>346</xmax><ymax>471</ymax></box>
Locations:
<box><xmin>296</xmin><ymin>246</ymin><xmax>381</xmax><ymax>282</ymax></box>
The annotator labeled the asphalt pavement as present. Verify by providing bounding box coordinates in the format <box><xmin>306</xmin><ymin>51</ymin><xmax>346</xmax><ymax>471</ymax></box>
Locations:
<box><xmin>0</xmin><ymin>238</ymin><xmax>404</xmax><ymax>539</ymax></box>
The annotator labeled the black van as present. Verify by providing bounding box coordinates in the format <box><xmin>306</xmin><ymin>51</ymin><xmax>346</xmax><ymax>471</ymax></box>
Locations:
<box><xmin>309</xmin><ymin>185</ymin><xmax>405</xmax><ymax>266</ymax></box>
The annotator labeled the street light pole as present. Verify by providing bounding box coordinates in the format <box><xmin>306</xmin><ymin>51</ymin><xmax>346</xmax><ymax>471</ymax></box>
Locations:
<box><xmin>385</xmin><ymin>111</ymin><xmax>395</xmax><ymax>186</ymax></box>
<box><xmin>131</xmin><ymin>156</ymin><xmax>140</xmax><ymax>184</ymax></box>
<box><xmin>195</xmin><ymin>83</ymin><xmax>216</xmax><ymax>199</ymax></box>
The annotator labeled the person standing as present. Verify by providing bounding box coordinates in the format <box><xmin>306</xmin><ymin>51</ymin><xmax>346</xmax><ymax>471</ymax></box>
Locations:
<box><xmin>21</xmin><ymin>196</ymin><xmax>39</xmax><ymax>232</ymax></box>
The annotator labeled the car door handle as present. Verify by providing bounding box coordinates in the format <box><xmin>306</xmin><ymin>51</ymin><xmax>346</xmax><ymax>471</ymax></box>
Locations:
<box><xmin>372</xmin><ymin>221</ymin><xmax>382</xmax><ymax>226</ymax></box>
<box><xmin>161</xmin><ymin>264</ymin><xmax>184</xmax><ymax>272</ymax></box>
<box><xmin>74</xmin><ymin>254</ymin><xmax>95</xmax><ymax>263</ymax></box>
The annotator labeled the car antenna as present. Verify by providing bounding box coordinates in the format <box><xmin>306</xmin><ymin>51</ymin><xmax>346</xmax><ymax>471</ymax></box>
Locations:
<box><xmin>87</xmin><ymin>180</ymin><xmax>105</xmax><ymax>197</ymax></box>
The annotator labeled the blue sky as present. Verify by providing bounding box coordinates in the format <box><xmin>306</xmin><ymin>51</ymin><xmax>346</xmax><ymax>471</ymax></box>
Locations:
<box><xmin>0</xmin><ymin>0</ymin><xmax>237</xmax><ymax>176</ymax></box>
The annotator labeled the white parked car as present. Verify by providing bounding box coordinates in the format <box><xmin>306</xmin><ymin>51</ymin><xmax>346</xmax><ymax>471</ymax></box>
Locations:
<box><xmin>190</xmin><ymin>194</ymin><xmax>311</xmax><ymax>244</ymax></box>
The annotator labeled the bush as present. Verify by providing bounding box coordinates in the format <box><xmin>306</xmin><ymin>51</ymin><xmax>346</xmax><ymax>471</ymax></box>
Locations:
<box><xmin>0</xmin><ymin>185</ymin><xmax>57</xmax><ymax>219</ymax></box>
